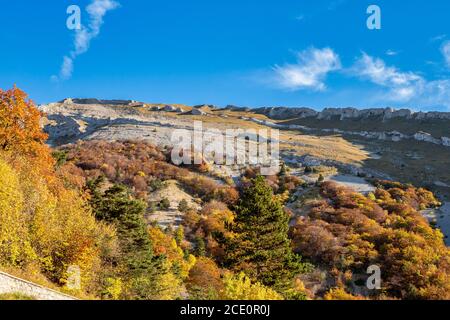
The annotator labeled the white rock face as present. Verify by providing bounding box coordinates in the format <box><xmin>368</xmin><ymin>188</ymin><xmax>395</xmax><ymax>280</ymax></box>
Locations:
<box><xmin>257</xmin><ymin>106</ymin><xmax>450</xmax><ymax>122</ymax></box>
<box><xmin>441</xmin><ymin>137</ymin><xmax>450</xmax><ymax>147</ymax></box>
<box><xmin>63</xmin><ymin>98</ymin><xmax>73</xmax><ymax>105</ymax></box>
<box><xmin>163</xmin><ymin>105</ymin><xmax>177</xmax><ymax>112</ymax></box>
<box><xmin>191</xmin><ymin>108</ymin><xmax>207</xmax><ymax>115</ymax></box>
<box><xmin>301</xmin><ymin>155</ymin><xmax>323</xmax><ymax>167</ymax></box>
<box><xmin>253</xmin><ymin>107</ymin><xmax>318</xmax><ymax>119</ymax></box>
<box><xmin>244</xmin><ymin>117</ymin><xmax>450</xmax><ymax>148</ymax></box>
<box><xmin>391</xmin><ymin>109</ymin><xmax>413</xmax><ymax>119</ymax></box>
<box><xmin>414</xmin><ymin>132</ymin><xmax>441</xmax><ymax>144</ymax></box>
<box><xmin>41</xmin><ymin>100</ymin><xmax>450</xmax><ymax>150</ymax></box>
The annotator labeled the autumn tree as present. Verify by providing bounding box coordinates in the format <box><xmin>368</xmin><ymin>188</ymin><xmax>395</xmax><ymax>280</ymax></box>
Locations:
<box><xmin>0</xmin><ymin>88</ymin><xmax>118</xmax><ymax>296</ymax></box>
<box><xmin>0</xmin><ymin>158</ymin><xmax>35</xmax><ymax>266</ymax></box>
<box><xmin>324</xmin><ymin>288</ymin><xmax>366</xmax><ymax>300</ymax></box>
<box><xmin>148</xmin><ymin>225</ymin><xmax>195</xmax><ymax>280</ymax></box>
<box><xmin>186</xmin><ymin>257</ymin><xmax>223</xmax><ymax>299</ymax></box>
<box><xmin>178</xmin><ymin>199</ymin><xmax>190</xmax><ymax>213</ymax></box>
<box><xmin>221</xmin><ymin>272</ymin><xmax>284</xmax><ymax>300</ymax></box>
<box><xmin>291</xmin><ymin>181</ymin><xmax>450</xmax><ymax>300</ymax></box>
<box><xmin>0</xmin><ymin>87</ymin><xmax>52</xmax><ymax>164</ymax></box>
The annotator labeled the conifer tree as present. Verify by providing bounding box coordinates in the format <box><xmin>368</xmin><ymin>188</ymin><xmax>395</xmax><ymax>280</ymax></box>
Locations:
<box><xmin>225</xmin><ymin>176</ymin><xmax>311</xmax><ymax>294</ymax></box>
<box><xmin>88</xmin><ymin>181</ymin><xmax>178</xmax><ymax>299</ymax></box>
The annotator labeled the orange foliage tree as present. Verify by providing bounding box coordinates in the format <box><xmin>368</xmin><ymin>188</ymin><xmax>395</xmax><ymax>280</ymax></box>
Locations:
<box><xmin>0</xmin><ymin>87</ymin><xmax>54</xmax><ymax>182</ymax></box>
<box><xmin>0</xmin><ymin>87</ymin><xmax>49</xmax><ymax>157</ymax></box>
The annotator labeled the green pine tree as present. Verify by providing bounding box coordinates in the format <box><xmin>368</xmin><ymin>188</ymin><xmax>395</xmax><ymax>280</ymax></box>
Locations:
<box><xmin>225</xmin><ymin>176</ymin><xmax>312</xmax><ymax>294</ymax></box>
<box><xmin>87</xmin><ymin>181</ymin><xmax>172</xmax><ymax>299</ymax></box>
<box><xmin>195</xmin><ymin>236</ymin><xmax>206</xmax><ymax>257</ymax></box>
<box><xmin>279</xmin><ymin>163</ymin><xmax>288</xmax><ymax>177</ymax></box>
<box><xmin>174</xmin><ymin>226</ymin><xmax>185</xmax><ymax>246</ymax></box>
<box><xmin>178</xmin><ymin>199</ymin><xmax>190</xmax><ymax>213</ymax></box>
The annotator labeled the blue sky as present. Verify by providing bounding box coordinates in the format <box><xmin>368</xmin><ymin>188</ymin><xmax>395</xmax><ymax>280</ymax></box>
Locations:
<box><xmin>1</xmin><ymin>0</ymin><xmax>450</xmax><ymax>110</ymax></box>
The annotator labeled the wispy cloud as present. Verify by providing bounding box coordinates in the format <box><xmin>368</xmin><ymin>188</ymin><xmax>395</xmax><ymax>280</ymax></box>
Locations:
<box><xmin>273</xmin><ymin>47</ymin><xmax>341</xmax><ymax>91</ymax></box>
<box><xmin>416</xmin><ymin>80</ymin><xmax>450</xmax><ymax>109</ymax></box>
<box><xmin>385</xmin><ymin>49</ymin><xmax>399</xmax><ymax>56</ymax></box>
<box><xmin>430</xmin><ymin>34</ymin><xmax>447</xmax><ymax>43</ymax></box>
<box><xmin>59</xmin><ymin>56</ymin><xmax>74</xmax><ymax>80</ymax></box>
<box><xmin>350</xmin><ymin>52</ymin><xmax>450</xmax><ymax>109</ymax></box>
<box><xmin>441</xmin><ymin>41</ymin><xmax>450</xmax><ymax>68</ymax></box>
<box><xmin>295</xmin><ymin>15</ymin><xmax>305</xmax><ymax>21</ymax></box>
<box><xmin>52</xmin><ymin>0</ymin><xmax>120</xmax><ymax>82</ymax></box>
<box><xmin>328</xmin><ymin>0</ymin><xmax>347</xmax><ymax>11</ymax></box>
<box><xmin>350</xmin><ymin>53</ymin><xmax>424</xmax><ymax>101</ymax></box>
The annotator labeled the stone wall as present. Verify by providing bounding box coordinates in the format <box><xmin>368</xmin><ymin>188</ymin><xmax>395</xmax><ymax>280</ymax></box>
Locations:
<box><xmin>0</xmin><ymin>271</ymin><xmax>76</xmax><ymax>300</ymax></box>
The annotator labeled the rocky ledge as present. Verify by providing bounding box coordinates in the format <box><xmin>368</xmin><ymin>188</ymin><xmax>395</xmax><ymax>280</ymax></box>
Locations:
<box><xmin>242</xmin><ymin>117</ymin><xmax>450</xmax><ymax>148</ymax></box>
<box><xmin>246</xmin><ymin>106</ymin><xmax>450</xmax><ymax>121</ymax></box>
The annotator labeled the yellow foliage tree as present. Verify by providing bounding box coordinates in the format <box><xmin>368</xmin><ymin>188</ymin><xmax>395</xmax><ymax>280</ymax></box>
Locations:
<box><xmin>186</xmin><ymin>257</ymin><xmax>224</xmax><ymax>300</ymax></box>
<box><xmin>0</xmin><ymin>87</ymin><xmax>118</xmax><ymax>297</ymax></box>
<box><xmin>0</xmin><ymin>158</ymin><xmax>35</xmax><ymax>266</ymax></box>
<box><xmin>148</xmin><ymin>226</ymin><xmax>196</xmax><ymax>280</ymax></box>
<box><xmin>324</xmin><ymin>287</ymin><xmax>366</xmax><ymax>300</ymax></box>
<box><xmin>221</xmin><ymin>272</ymin><xmax>284</xmax><ymax>300</ymax></box>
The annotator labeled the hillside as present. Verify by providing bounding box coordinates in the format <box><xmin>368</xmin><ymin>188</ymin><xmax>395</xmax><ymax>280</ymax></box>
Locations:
<box><xmin>41</xmin><ymin>99</ymin><xmax>450</xmax><ymax>200</ymax></box>
<box><xmin>2</xmin><ymin>90</ymin><xmax>448</xmax><ymax>300</ymax></box>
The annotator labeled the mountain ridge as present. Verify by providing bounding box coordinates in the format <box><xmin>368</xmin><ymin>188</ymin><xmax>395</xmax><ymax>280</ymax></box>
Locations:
<box><xmin>50</xmin><ymin>98</ymin><xmax>450</xmax><ymax>121</ymax></box>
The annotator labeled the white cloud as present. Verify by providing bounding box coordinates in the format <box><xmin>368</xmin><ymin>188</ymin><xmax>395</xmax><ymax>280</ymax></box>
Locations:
<box><xmin>417</xmin><ymin>80</ymin><xmax>450</xmax><ymax>109</ymax></box>
<box><xmin>441</xmin><ymin>41</ymin><xmax>450</xmax><ymax>68</ymax></box>
<box><xmin>60</xmin><ymin>56</ymin><xmax>74</xmax><ymax>80</ymax></box>
<box><xmin>52</xmin><ymin>0</ymin><xmax>120</xmax><ymax>82</ymax></box>
<box><xmin>430</xmin><ymin>34</ymin><xmax>446</xmax><ymax>42</ymax></box>
<box><xmin>350</xmin><ymin>52</ymin><xmax>450</xmax><ymax>109</ymax></box>
<box><xmin>328</xmin><ymin>0</ymin><xmax>347</xmax><ymax>11</ymax></box>
<box><xmin>273</xmin><ymin>47</ymin><xmax>341</xmax><ymax>91</ymax></box>
<box><xmin>351</xmin><ymin>53</ymin><xmax>424</xmax><ymax>101</ymax></box>
<box><xmin>385</xmin><ymin>49</ymin><xmax>399</xmax><ymax>56</ymax></box>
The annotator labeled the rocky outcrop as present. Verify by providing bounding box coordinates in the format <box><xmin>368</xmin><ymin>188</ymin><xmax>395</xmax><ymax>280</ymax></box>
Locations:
<box><xmin>413</xmin><ymin>132</ymin><xmax>441</xmax><ymax>145</ymax></box>
<box><xmin>56</xmin><ymin>99</ymin><xmax>450</xmax><ymax>122</ymax></box>
<box><xmin>253</xmin><ymin>106</ymin><xmax>450</xmax><ymax>122</ymax></box>
<box><xmin>190</xmin><ymin>108</ymin><xmax>207</xmax><ymax>115</ymax></box>
<box><xmin>42</xmin><ymin>99</ymin><xmax>450</xmax><ymax>149</ymax></box>
<box><xmin>60</xmin><ymin>98</ymin><xmax>137</xmax><ymax>106</ymax></box>
<box><xmin>253</xmin><ymin>107</ymin><xmax>318</xmax><ymax>120</ymax></box>
<box><xmin>442</xmin><ymin>136</ymin><xmax>450</xmax><ymax>147</ymax></box>
<box><xmin>193</xmin><ymin>104</ymin><xmax>218</xmax><ymax>110</ymax></box>
<box><xmin>317</xmin><ymin>107</ymin><xmax>415</xmax><ymax>121</ymax></box>
<box><xmin>244</xmin><ymin>117</ymin><xmax>450</xmax><ymax>148</ymax></box>
<box><xmin>163</xmin><ymin>105</ymin><xmax>178</xmax><ymax>112</ymax></box>
<box><xmin>225</xmin><ymin>105</ymin><xmax>251</xmax><ymax>112</ymax></box>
